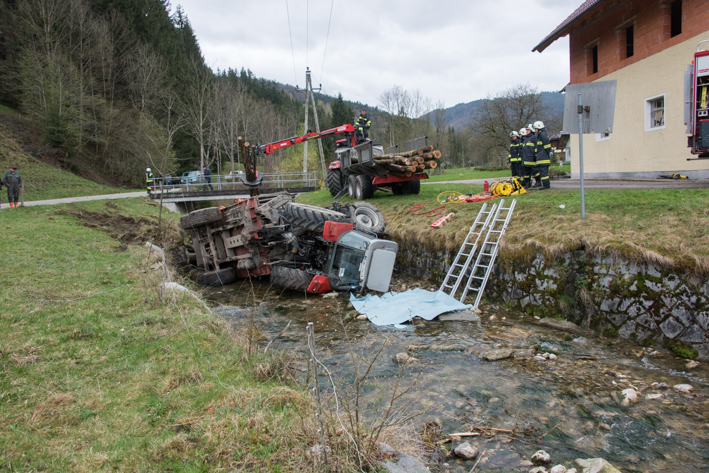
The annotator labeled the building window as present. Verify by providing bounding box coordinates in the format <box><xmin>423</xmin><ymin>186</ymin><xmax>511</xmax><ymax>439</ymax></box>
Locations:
<box><xmin>596</xmin><ymin>131</ymin><xmax>611</xmax><ymax>142</ymax></box>
<box><xmin>626</xmin><ymin>25</ymin><xmax>634</xmax><ymax>58</ymax></box>
<box><xmin>589</xmin><ymin>45</ymin><xmax>599</xmax><ymax>75</ymax></box>
<box><xmin>645</xmin><ymin>95</ymin><xmax>666</xmax><ymax>131</ymax></box>
<box><xmin>671</xmin><ymin>0</ymin><xmax>682</xmax><ymax>37</ymax></box>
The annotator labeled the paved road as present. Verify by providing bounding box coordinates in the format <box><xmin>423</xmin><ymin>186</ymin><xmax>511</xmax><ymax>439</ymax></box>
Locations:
<box><xmin>1</xmin><ymin>191</ymin><xmax>145</xmax><ymax>209</ymax></box>
<box><xmin>424</xmin><ymin>178</ymin><xmax>709</xmax><ymax>189</ymax></box>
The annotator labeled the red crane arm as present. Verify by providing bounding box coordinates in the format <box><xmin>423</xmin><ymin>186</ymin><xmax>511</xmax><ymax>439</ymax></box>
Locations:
<box><xmin>256</xmin><ymin>124</ymin><xmax>356</xmax><ymax>155</ymax></box>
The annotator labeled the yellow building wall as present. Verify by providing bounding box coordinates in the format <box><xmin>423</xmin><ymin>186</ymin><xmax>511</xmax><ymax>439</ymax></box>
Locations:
<box><xmin>568</xmin><ymin>32</ymin><xmax>709</xmax><ymax>178</ymax></box>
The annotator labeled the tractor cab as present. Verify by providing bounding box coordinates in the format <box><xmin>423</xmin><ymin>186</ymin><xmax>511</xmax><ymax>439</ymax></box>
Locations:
<box><xmin>325</xmin><ymin>228</ymin><xmax>398</xmax><ymax>293</ymax></box>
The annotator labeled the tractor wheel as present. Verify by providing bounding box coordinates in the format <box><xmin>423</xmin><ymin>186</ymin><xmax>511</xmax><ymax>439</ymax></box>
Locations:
<box><xmin>326</xmin><ymin>168</ymin><xmax>342</xmax><ymax>197</ymax></box>
<box><xmin>282</xmin><ymin>203</ymin><xmax>349</xmax><ymax>233</ymax></box>
<box><xmin>355</xmin><ymin>174</ymin><xmax>374</xmax><ymax>200</ymax></box>
<box><xmin>190</xmin><ymin>267</ymin><xmax>237</xmax><ymax>286</ymax></box>
<box><xmin>270</xmin><ymin>265</ymin><xmax>314</xmax><ymax>292</ymax></box>
<box><xmin>408</xmin><ymin>179</ymin><xmax>421</xmax><ymax>195</ymax></box>
<box><xmin>180</xmin><ymin>207</ymin><xmax>223</xmax><ymax>229</ymax></box>
<box><xmin>347</xmin><ymin>174</ymin><xmax>357</xmax><ymax>199</ymax></box>
<box><xmin>350</xmin><ymin>202</ymin><xmax>385</xmax><ymax>233</ymax></box>
<box><xmin>391</xmin><ymin>184</ymin><xmax>405</xmax><ymax>195</ymax></box>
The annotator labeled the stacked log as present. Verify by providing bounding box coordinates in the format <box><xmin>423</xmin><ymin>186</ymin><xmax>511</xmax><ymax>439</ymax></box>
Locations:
<box><xmin>373</xmin><ymin>145</ymin><xmax>441</xmax><ymax>175</ymax></box>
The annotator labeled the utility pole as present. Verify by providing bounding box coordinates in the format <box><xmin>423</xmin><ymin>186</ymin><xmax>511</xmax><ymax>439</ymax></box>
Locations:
<box><xmin>302</xmin><ymin>67</ymin><xmax>327</xmax><ymax>183</ymax></box>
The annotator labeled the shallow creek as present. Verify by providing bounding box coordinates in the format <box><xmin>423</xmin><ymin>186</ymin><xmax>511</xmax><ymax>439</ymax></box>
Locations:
<box><xmin>208</xmin><ymin>281</ymin><xmax>709</xmax><ymax>472</ymax></box>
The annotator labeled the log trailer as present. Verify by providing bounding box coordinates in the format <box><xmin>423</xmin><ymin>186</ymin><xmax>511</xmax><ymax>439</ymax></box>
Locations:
<box><xmin>180</xmin><ymin>128</ymin><xmax>398</xmax><ymax>293</ymax></box>
<box><xmin>687</xmin><ymin>40</ymin><xmax>709</xmax><ymax>158</ymax></box>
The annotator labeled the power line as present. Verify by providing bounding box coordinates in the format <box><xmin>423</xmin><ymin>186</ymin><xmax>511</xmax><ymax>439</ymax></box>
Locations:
<box><xmin>285</xmin><ymin>0</ymin><xmax>298</xmax><ymax>87</ymax></box>
<box><xmin>319</xmin><ymin>0</ymin><xmax>335</xmax><ymax>87</ymax></box>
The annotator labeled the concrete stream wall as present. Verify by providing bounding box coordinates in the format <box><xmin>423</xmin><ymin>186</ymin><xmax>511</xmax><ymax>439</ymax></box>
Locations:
<box><xmin>395</xmin><ymin>244</ymin><xmax>709</xmax><ymax>361</ymax></box>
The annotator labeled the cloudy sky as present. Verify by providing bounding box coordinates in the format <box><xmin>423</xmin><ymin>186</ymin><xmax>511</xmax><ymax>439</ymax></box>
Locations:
<box><xmin>173</xmin><ymin>0</ymin><xmax>579</xmax><ymax>109</ymax></box>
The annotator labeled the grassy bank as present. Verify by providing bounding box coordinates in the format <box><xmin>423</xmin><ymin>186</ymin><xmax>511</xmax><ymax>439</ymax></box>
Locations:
<box><xmin>0</xmin><ymin>122</ymin><xmax>138</xmax><ymax>201</ymax></box>
<box><xmin>0</xmin><ymin>198</ymin><xmax>337</xmax><ymax>471</ymax></box>
<box><xmin>297</xmin><ymin>184</ymin><xmax>709</xmax><ymax>273</ymax></box>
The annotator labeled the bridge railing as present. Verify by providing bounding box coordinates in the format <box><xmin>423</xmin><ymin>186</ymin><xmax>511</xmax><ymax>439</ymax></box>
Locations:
<box><xmin>150</xmin><ymin>171</ymin><xmax>319</xmax><ymax>193</ymax></box>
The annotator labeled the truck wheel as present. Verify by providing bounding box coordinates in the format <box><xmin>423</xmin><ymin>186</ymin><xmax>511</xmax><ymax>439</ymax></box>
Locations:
<box><xmin>391</xmin><ymin>184</ymin><xmax>405</xmax><ymax>195</ymax></box>
<box><xmin>355</xmin><ymin>174</ymin><xmax>374</xmax><ymax>200</ymax></box>
<box><xmin>326</xmin><ymin>169</ymin><xmax>342</xmax><ymax>197</ymax></box>
<box><xmin>350</xmin><ymin>202</ymin><xmax>385</xmax><ymax>233</ymax></box>
<box><xmin>180</xmin><ymin>207</ymin><xmax>222</xmax><ymax>229</ymax></box>
<box><xmin>190</xmin><ymin>267</ymin><xmax>237</xmax><ymax>286</ymax></box>
<box><xmin>282</xmin><ymin>203</ymin><xmax>349</xmax><ymax>233</ymax></box>
<box><xmin>409</xmin><ymin>179</ymin><xmax>421</xmax><ymax>195</ymax></box>
<box><xmin>347</xmin><ymin>175</ymin><xmax>357</xmax><ymax>199</ymax></box>
<box><xmin>270</xmin><ymin>265</ymin><xmax>314</xmax><ymax>292</ymax></box>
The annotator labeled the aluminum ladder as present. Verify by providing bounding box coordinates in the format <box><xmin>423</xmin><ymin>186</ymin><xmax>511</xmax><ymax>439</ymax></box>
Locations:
<box><xmin>459</xmin><ymin>198</ymin><xmax>516</xmax><ymax>308</ymax></box>
<box><xmin>439</xmin><ymin>202</ymin><xmax>497</xmax><ymax>299</ymax></box>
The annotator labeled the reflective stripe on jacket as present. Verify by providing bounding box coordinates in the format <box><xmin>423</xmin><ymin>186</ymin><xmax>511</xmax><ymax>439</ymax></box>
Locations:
<box><xmin>509</xmin><ymin>141</ymin><xmax>521</xmax><ymax>162</ymax></box>
<box><xmin>522</xmin><ymin>134</ymin><xmax>536</xmax><ymax>166</ymax></box>
<box><xmin>355</xmin><ymin>115</ymin><xmax>371</xmax><ymax>129</ymax></box>
<box><xmin>146</xmin><ymin>172</ymin><xmax>154</xmax><ymax>183</ymax></box>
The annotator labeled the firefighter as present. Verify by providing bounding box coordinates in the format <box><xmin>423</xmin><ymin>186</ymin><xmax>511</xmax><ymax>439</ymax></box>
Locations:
<box><xmin>355</xmin><ymin>109</ymin><xmax>371</xmax><ymax>142</ymax></box>
<box><xmin>520</xmin><ymin>127</ymin><xmax>535</xmax><ymax>187</ymax></box>
<box><xmin>533</xmin><ymin>121</ymin><xmax>552</xmax><ymax>190</ymax></box>
<box><xmin>508</xmin><ymin>131</ymin><xmax>521</xmax><ymax>178</ymax></box>
<box><xmin>3</xmin><ymin>166</ymin><xmax>22</xmax><ymax>208</ymax></box>
<box><xmin>145</xmin><ymin>167</ymin><xmax>154</xmax><ymax>195</ymax></box>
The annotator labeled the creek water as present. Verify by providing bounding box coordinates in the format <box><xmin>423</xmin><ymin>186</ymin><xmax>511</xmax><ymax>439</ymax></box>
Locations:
<box><xmin>208</xmin><ymin>280</ymin><xmax>709</xmax><ymax>473</ymax></box>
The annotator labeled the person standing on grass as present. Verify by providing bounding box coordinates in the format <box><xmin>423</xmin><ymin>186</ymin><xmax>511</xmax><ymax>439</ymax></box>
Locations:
<box><xmin>532</xmin><ymin>121</ymin><xmax>552</xmax><ymax>190</ymax></box>
<box><xmin>508</xmin><ymin>131</ymin><xmax>521</xmax><ymax>178</ymax></box>
<box><xmin>3</xmin><ymin>167</ymin><xmax>22</xmax><ymax>208</ymax></box>
<box><xmin>202</xmin><ymin>165</ymin><xmax>213</xmax><ymax>191</ymax></box>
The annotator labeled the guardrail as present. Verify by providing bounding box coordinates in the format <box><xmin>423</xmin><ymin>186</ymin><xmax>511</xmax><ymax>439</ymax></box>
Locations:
<box><xmin>150</xmin><ymin>171</ymin><xmax>319</xmax><ymax>193</ymax></box>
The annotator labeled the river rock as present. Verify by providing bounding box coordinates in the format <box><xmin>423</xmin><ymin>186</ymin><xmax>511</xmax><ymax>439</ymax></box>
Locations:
<box><xmin>530</xmin><ymin>468</ymin><xmax>548</xmax><ymax>473</ymax></box>
<box><xmin>621</xmin><ymin>388</ymin><xmax>638</xmax><ymax>406</ymax></box>
<box><xmin>566</xmin><ymin>470</ymin><xmax>578</xmax><ymax>473</ymax></box>
<box><xmin>356</xmin><ymin>314</ymin><xmax>368</xmax><ymax>320</ymax></box>
<box><xmin>686</xmin><ymin>360</ymin><xmax>700</xmax><ymax>369</ymax></box>
<box><xmin>531</xmin><ymin>450</ymin><xmax>551</xmax><ymax>464</ymax></box>
<box><xmin>537</xmin><ymin>318</ymin><xmax>591</xmax><ymax>335</ymax></box>
<box><xmin>454</xmin><ymin>442</ymin><xmax>479</xmax><ymax>460</ymax></box>
<box><xmin>550</xmin><ymin>466</ymin><xmax>568</xmax><ymax>473</ymax></box>
<box><xmin>381</xmin><ymin>445</ymin><xmax>430</xmax><ymax>473</ymax></box>
<box><xmin>548</xmin><ymin>353</ymin><xmax>558</xmax><ymax>361</ymax></box>
<box><xmin>393</xmin><ymin>353</ymin><xmax>416</xmax><ymax>364</ymax></box>
<box><xmin>574</xmin><ymin>458</ymin><xmax>621</xmax><ymax>473</ymax></box>
<box><xmin>481</xmin><ymin>348</ymin><xmax>514</xmax><ymax>361</ymax></box>
<box><xmin>439</xmin><ymin>311</ymin><xmax>480</xmax><ymax>322</ymax></box>
<box><xmin>646</xmin><ymin>393</ymin><xmax>663</xmax><ymax>400</ymax></box>
<box><xmin>673</xmin><ymin>384</ymin><xmax>693</xmax><ymax>393</ymax></box>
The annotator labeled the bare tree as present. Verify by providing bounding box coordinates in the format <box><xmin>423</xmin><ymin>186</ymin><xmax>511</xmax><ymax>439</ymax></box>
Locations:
<box><xmin>183</xmin><ymin>57</ymin><xmax>214</xmax><ymax>170</ymax></box>
<box><xmin>379</xmin><ymin>85</ymin><xmax>433</xmax><ymax>148</ymax></box>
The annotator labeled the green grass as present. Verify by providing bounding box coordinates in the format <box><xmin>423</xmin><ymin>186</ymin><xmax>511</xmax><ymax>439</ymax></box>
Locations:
<box><xmin>297</xmin><ymin>183</ymin><xmax>709</xmax><ymax>270</ymax></box>
<box><xmin>0</xmin><ymin>198</ymin><xmax>332</xmax><ymax>471</ymax></box>
<box><xmin>425</xmin><ymin>162</ymin><xmax>571</xmax><ymax>182</ymax></box>
<box><xmin>0</xmin><ymin>122</ymin><xmax>139</xmax><ymax>201</ymax></box>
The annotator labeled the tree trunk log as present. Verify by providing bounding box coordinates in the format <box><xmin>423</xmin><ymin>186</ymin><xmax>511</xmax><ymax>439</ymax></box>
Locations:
<box><xmin>423</xmin><ymin>160</ymin><xmax>438</xmax><ymax>169</ymax></box>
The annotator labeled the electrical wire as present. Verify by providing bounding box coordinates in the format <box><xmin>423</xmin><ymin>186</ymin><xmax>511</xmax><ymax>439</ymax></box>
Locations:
<box><xmin>319</xmin><ymin>0</ymin><xmax>335</xmax><ymax>87</ymax></box>
<box><xmin>285</xmin><ymin>0</ymin><xmax>298</xmax><ymax>87</ymax></box>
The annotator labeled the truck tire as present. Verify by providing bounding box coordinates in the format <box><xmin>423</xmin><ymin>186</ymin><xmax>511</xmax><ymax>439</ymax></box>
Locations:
<box><xmin>409</xmin><ymin>179</ymin><xmax>421</xmax><ymax>195</ymax></box>
<box><xmin>270</xmin><ymin>265</ymin><xmax>314</xmax><ymax>292</ymax></box>
<box><xmin>350</xmin><ymin>202</ymin><xmax>385</xmax><ymax>233</ymax></box>
<box><xmin>355</xmin><ymin>174</ymin><xmax>374</xmax><ymax>200</ymax></box>
<box><xmin>190</xmin><ymin>267</ymin><xmax>237</xmax><ymax>286</ymax></box>
<box><xmin>180</xmin><ymin>207</ymin><xmax>223</xmax><ymax>229</ymax></box>
<box><xmin>391</xmin><ymin>183</ymin><xmax>406</xmax><ymax>195</ymax></box>
<box><xmin>347</xmin><ymin>174</ymin><xmax>357</xmax><ymax>199</ymax></box>
<box><xmin>326</xmin><ymin>169</ymin><xmax>342</xmax><ymax>197</ymax></box>
<box><xmin>282</xmin><ymin>203</ymin><xmax>349</xmax><ymax>233</ymax></box>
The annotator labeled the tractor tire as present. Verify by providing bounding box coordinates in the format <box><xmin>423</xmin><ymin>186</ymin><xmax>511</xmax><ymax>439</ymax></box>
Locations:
<box><xmin>391</xmin><ymin>183</ymin><xmax>405</xmax><ymax>195</ymax></box>
<box><xmin>355</xmin><ymin>174</ymin><xmax>374</xmax><ymax>200</ymax></box>
<box><xmin>270</xmin><ymin>265</ymin><xmax>314</xmax><ymax>292</ymax></box>
<box><xmin>326</xmin><ymin>169</ymin><xmax>342</xmax><ymax>197</ymax></box>
<box><xmin>180</xmin><ymin>207</ymin><xmax>223</xmax><ymax>230</ymax></box>
<box><xmin>347</xmin><ymin>174</ymin><xmax>357</xmax><ymax>199</ymax></box>
<box><xmin>350</xmin><ymin>202</ymin><xmax>385</xmax><ymax>233</ymax></box>
<box><xmin>282</xmin><ymin>203</ymin><xmax>349</xmax><ymax>233</ymax></box>
<box><xmin>190</xmin><ymin>267</ymin><xmax>237</xmax><ymax>286</ymax></box>
<box><xmin>408</xmin><ymin>179</ymin><xmax>421</xmax><ymax>195</ymax></box>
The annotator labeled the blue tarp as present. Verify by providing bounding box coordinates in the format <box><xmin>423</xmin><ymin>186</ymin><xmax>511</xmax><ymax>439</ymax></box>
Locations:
<box><xmin>349</xmin><ymin>288</ymin><xmax>473</xmax><ymax>326</ymax></box>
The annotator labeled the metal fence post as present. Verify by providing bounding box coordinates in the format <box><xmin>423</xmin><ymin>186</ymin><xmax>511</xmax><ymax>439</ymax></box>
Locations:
<box><xmin>306</xmin><ymin>322</ymin><xmax>328</xmax><ymax>467</ymax></box>
<box><xmin>577</xmin><ymin>93</ymin><xmax>586</xmax><ymax>220</ymax></box>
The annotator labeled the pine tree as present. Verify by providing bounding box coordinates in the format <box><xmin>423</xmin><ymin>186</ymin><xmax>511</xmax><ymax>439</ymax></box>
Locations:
<box><xmin>330</xmin><ymin>93</ymin><xmax>352</xmax><ymax>127</ymax></box>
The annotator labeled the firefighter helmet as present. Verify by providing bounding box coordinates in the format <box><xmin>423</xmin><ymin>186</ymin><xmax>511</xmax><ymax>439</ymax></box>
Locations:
<box><xmin>146</xmin><ymin>167</ymin><xmax>151</xmax><ymax>172</ymax></box>
<box><xmin>510</xmin><ymin>130</ymin><xmax>519</xmax><ymax>138</ymax></box>
<box><xmin>527</xmin><ymin>123</ymin><xmax>534</xmax><ymax>131</ymax></box>
<box><xmin>519</xmin><ymin>127</ymin><xmax>527</xmax><ymax>136</ymax></box>
<box><xmin>533</xmin><ymin>121</ymin><xmax>545</xmax><ymax>130</ymax></box>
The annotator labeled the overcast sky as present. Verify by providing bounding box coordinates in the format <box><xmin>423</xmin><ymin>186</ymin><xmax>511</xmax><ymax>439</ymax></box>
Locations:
<box><xmin>172</xmin><ymin>0</ymin><xmax>578</xmax><ymax>109</ymax></box>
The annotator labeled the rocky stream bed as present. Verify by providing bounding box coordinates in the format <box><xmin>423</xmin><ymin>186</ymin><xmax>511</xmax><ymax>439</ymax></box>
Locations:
<box><xmin>207</xmin><ymin>279</ymin><xmax>709</xmax><ymax>472</ymax></box>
